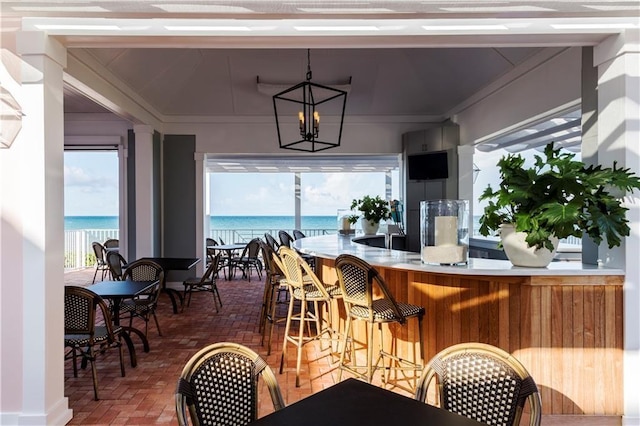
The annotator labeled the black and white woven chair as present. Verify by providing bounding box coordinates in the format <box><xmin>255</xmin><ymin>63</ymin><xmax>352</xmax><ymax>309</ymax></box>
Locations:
<box><xmin>414</xmin><ymin>342</ymin><xmax>542</xmax><ymax>426</ymax></box>
<box><xmin>120</xmin><ymin>259</ymin><xmax>164</xmax><ymax>337</ymax></box>
<box><xmin>175</xmin><ymin>342</ymin><xmax>285</xmax><ymax>426</ymax></box>
<box><xmin>64</xmin><ymin>285</ymin><xmax>126</xmax><ymax>401</ymax></box>
<box><xmin>334</xmin><ymin>253</ymin><xmax>425</xmax><ymax>386</ymax></box>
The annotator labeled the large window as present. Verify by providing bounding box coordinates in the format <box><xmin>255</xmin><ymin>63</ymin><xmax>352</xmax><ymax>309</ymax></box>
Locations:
<box><xmin>205</xmin><ymin>155</ymin><xmax>399</xmax><ymax>240</ymax></box>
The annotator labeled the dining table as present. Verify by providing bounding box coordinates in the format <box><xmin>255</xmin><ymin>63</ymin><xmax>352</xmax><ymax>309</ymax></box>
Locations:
<box><xmin>206</xmin><ymin>243</ymin><xmax>245</xmax><ymax>280</ymax></box>
<box><xmin>89</xmin><ymin>279</ymin><xmax>158</xmax><ymax>367</ymax></box>
<box><xmin>139</xmin><ymin>257</ymin><xmax>200</xmax><ymax>313</ymax></box>
<box><xmin>249</xmin><ymin>378</ymin><xmax>484</xmax><ymax>426</ymax></box>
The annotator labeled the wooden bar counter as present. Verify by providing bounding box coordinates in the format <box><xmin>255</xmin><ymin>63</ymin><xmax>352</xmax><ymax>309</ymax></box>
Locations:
<box><xmin>294</xmin><ymin>234</ymin><xmax>624</xmax><ymax>417</ymax></box>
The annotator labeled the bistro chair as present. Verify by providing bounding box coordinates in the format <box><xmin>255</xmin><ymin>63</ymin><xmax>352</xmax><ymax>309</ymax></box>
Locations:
<box><xmin>206</xmin><ymin>237</ymin><xmax>227</xmax><ymax>279</ymax></box>
<box><xmin>106</xmin><ymin>251</ymin><xmax>128</xmax><ymax>280</ymax></box>
<box><xmin>264</xmin><ymin>232</ymin><xmax>280</xmax><ymax>252</ymax></box>
<box><xmin>278</xmin><ymin>230</ymin><xmax>294</xmax><ymax>248</ymax></box>
<box><xmin>64</xmin><ymin>285</ymin><xmax>126</xmax><ymax>401</ymax></box>
<box><xmin>292</xmin><ymin>229</ymin><xmax>306</xmax><ymax>240</ymax></box>
<box><xmin>231</xmin><ymin>238</ymin><xmax>263</xmax><ymax>281</ymax></box>
<box><xmin>182</xmin><ymin>253</ymin><xmax>223</xmax><ymax>313</ymax></box>
<box><xmin>334</xmin><ymin>254</ymin><xmax>425</xmax><ymax>386</ymax></box>
<box><xmin>278</xmin><ymin>247</ymin><xmax>342</xmax><ymax>387</ymax></box>
<box><xmin>120</xmin><ymin>259</ymin><xmax>164</xmax><ymax>337</ymax></box>
<box><xmin>175</xmin><ymin>342</ymin><xmax>285</xmax><ymax>426</ymax></box>
<box><xmin>414</xmin><ymin>342</ymin><xmax>542</xmax><ymax>426</ymax></box>
<box><xmin>103</xmin><ymin>238</ymin><xmax>119</xmax><ymax>249</ymax></box>
<box><xmin>91</xmin><ymin>241</ymin><xmax>109</xmax><ymax>283</ymax></box>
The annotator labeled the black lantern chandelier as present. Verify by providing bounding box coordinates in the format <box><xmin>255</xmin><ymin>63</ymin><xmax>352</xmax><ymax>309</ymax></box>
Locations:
<box><xmin>272</xmin><ymin>49</ymin><xmax>348</xmax><ymax>152</ymax></box>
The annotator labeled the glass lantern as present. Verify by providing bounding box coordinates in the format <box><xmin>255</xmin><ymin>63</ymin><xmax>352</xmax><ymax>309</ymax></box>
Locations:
<box><xmin>337</xmin><ymin>209</ymin><xmax>356</xmax><ymax>235</ymax></box>
<box><xmin>420</xmin><ymin>200</ymin><xmax>469</xmax><ymax>265</ymax></box>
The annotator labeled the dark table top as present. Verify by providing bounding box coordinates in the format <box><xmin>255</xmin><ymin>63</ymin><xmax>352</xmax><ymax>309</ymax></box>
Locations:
<box><xmin>139</xmin><ymin>257</ymin><xmax>200</xmax><ymax>271</ymax></box>
<box><xmin>89</xmin><ymin>279</ymin><xmax>158</xmax><ymax>299</ymax></box>
<box><xmin>207</xmin><ymin>243</ymin><xmax>245</xmax><ymax>251</ymax></box>
<box><xmin>250</xmin><ymin>378</ymin><xmax>484</xmax><ymax>426</ymax></box>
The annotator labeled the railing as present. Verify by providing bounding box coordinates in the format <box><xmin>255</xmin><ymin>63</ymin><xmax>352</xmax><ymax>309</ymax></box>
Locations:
<box><xmin>209</xmin><ymin>228</ymin><xmax>330</xmax><ymax>244</ymax></box>
<box><xmin>64</xmin><ymin>229</ymin><xmax>119</xmax><ymax>270</ymax></box>
<box><xmin>64</xmin><ymin>228</ymin><xmax>331</xmax><ymax>270</ymax></box>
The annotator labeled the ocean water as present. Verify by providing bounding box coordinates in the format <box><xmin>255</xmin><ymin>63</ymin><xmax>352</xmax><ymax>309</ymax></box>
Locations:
<box><xmin>64</xmin><ymin>215</ymin><xmax>338</xmax><ymax>230</ymax></box>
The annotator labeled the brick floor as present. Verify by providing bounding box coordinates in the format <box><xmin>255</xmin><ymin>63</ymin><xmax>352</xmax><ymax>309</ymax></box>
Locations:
<box><xmin>64</xmin><ymin>267</ymin><xmax>620</xmax><ymax>425</ymax></box>
<box><xmin>64</xmin><ymin>267</ymin><xmax>359</xmax><ymax>425</ymax></box>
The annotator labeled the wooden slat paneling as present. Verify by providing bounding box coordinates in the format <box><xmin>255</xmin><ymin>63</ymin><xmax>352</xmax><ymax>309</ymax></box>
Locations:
<box><xmin>320</xmin><ymin>256</ymin><xmax>623</xmax><ymax>415</ymax></box>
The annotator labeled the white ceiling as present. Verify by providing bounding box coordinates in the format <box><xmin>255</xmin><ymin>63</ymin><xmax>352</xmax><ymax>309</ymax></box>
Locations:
<box><xmin>1</xmin><ymin>1</ymin><xmax>639</xmax><ymax>129</ymax></box>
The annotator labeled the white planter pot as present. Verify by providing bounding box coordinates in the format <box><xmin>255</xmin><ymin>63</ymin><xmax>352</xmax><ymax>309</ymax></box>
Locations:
<box><xmin>361</xmin><ymin>219</ymin><xmax>380</xmax><ymax>235</ymax></box>
<box><xmin>500</xmin><ymin>224</ymin><xmax>558</xmax><ymax>268</ymax></box>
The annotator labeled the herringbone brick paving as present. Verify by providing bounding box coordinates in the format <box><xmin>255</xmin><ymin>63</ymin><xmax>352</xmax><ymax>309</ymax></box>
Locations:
<box><xmin>64</xmin><ymin>267</ymin><xmax>363</xmax><ymax>425</ymax></box>
<box><xmin>64</xmin><ymin>267</ymin><xmax>619</xmax><ymax>425</ymax></box>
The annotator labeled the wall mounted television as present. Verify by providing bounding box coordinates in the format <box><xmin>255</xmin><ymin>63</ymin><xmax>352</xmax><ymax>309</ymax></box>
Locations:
<box><xmin>407</xmin><ymin>150</ymin><xmax>449</xmax><ymax>180</ymax></box>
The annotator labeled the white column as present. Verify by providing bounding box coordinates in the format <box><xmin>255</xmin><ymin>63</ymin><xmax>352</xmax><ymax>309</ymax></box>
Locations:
<box><xmin>195</xmin><ymin>152</ymin><xmax>205</xmax><ymax>274</ymax></box>
<box><xmin>594</xmin><ymin>29</ymin><xmax>640</xmax><ymax>425</ymax></box>
<box><xmin>0</xmin><ymin>31</ymin><xmax>72</xmax><ymax>425</ymax></box>
<box><xmin>294</xmin><ymin>173</ymin><xmax>301</xmax><ymax>231</ymax></box>
<box><xmin>133</xmin><ymin>124</ymin><xmax>155</xmax><ymax>258</ymax></box>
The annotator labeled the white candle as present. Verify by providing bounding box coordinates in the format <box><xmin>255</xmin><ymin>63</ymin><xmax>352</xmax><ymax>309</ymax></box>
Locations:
<box><xmin>340</xmin><ymin>216</ymin><xmax>351</xmax><ymax>231</ymax></box>
<box><xmin>434</xmin><ymin>216</ymin><xmax>458</xmax><ymax>246</ymax></box>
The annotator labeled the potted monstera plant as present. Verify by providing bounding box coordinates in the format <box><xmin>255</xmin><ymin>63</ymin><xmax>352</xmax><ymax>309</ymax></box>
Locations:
<box><xmin>478</xmin><ymin>142</ymin><xmax>640</xmax><ymax>267</ymax></box>
<box><xmin>350</xmin><ymin>195</ymin><xmax>391</xmax><ymax>235</ymax></box>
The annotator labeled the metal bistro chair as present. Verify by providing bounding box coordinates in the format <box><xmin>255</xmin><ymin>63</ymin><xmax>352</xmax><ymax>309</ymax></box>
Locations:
<box><xmin>231</xmin><ymin>238</ymin><xmax>263</xmax><ymax>281</ymax></box>
<box><xmin>264</xmin><ymin>232</ymin><xmax>280</xmax><ymax>252</ymax></box>
<box><xmin>103</xmin><ymin>238</ymin><xmax>119</xmax><ymax>249</ymax></box>
<box><xmin>64</xmin><ymin>285</ymin><xmax>126</xmax><ymax>401</ymax></box>
<box><xmin>119</xmin><ymin>259</ymin><xmax>165</xmax><ymax>337</ymax></box>
<box><xmin>91</xmin><ymin>241</ymin><xmax>109</xmax><ymax>283</ymax></box>
<box><xmin>334</xmin><ymin>254</ymin><xmax>425</xmax><ymax>386</ymax></box>
<box><xmin>292</xmin><ymin>229</ymin><xmax>306</xmax><ymax>240</ymax></box>
<box><xmin>278</xmin><ymin>230</ymin><xmax>294</xmax><ymax>248</ymax></box>
<box><xmin>414</xmin><ymin>342</ymin><xmax>542</xmax><ymax>426</ymax></box>
<box><xmin>278</xmin><ymin>247</ymin><xmax>342</xmax><ymax>387</ymax></box>
<box><xmin>106</xmin><ymin>251</ymin><xmax>128</xmax><ymax>281</ymax></box>
<box><xmin>175</xmin><ymin>342</ymin><xmax>285</xmax><ymax>426</ymax></box>
<box><xmin>182</xmin><ymin>253</ymin><xmax>223</xmax><ymax>313</ymax></box>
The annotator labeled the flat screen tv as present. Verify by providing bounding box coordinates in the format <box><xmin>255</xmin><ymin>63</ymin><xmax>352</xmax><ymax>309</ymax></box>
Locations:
<box><xmin>408</xmin><ymin>151</ymin><xmax>448</xmax><ymax>180</ymax></box>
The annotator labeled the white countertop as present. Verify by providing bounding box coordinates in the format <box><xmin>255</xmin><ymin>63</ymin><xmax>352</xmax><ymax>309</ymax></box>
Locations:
<box><xmin>293</xmin><ymin>234</ymin><xmax>624</xmax><ymax>277</ymax></box>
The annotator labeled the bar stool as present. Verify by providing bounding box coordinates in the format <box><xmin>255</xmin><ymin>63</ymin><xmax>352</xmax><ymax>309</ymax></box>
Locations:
<box><xmin>259</xmin><ymin>241</ymin><xmax>289</xmax><ymax>355</ymax></box>
<box><xmin>278</xmin><ymin>247</ymin><xmax>341</xmax><ymax>387</ymax></box>
<box><xmin>334</xmin><ymin>253</ymin><xmax>425</xmax><ymax>387</ymax></box>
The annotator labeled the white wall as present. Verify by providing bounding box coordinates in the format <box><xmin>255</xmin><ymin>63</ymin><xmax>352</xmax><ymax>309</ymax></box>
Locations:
<box><xmin>164</xmin><ymin>118</ymin><xmax>429</xmax><ymax>155</ymax></box>
<box><xmin>453</xmin><ymin>47</ymin><xmax>582</xmax><ymax>146</ymax></box>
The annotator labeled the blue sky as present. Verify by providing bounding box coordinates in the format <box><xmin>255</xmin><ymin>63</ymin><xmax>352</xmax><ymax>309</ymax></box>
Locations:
<box><xmin>64</xmin><ymin>151</ymin><xmax>119</xmax><ymax>216</ymax></box>
<box><xmin>208</xmin><ymin>171</ymin><xmax>394</xmax><ymax>216</ymax></box>
<box><xmin>64</xmin><ymin>151</ymin><xmax>398</xmax><ymax>216</ymax></box>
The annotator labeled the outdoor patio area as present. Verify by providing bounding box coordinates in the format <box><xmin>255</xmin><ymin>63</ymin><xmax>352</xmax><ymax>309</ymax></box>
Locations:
<box><xmin>63</xmin><ymin>267</ymin><xmax>619</xmax><ymax>425</ymax></box>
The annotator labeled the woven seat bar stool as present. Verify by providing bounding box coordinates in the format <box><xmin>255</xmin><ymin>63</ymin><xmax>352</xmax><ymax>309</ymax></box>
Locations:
<box><xmin>258</xmin><ymin>241</ymin><xmax>287</xmax><ymax>352</ymax></box>
<box><xmin>414</xmin><ymin>342</ymin><xmax>542</xmax><ymax>426</ymax></box>
<box><xmin>278</xmin><ymin>246</ymin><xmax>342</xmax><ymax>387</ymax></box>
<box><xmin>334</xmin><ymin>253</ymin><xmax>425</xmax><ymax>387</ymax></box>
<box><xmin>175</xmin><ymin>342</ymin><xmax>285</xmax><ymax>426</ymax></box>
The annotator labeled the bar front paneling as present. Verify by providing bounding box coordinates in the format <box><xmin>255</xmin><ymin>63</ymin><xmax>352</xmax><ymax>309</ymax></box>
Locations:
<box><xmin>314</xmin><ymin>253</ymin><xmax>623</xmax><ymax>416</ymax></box>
